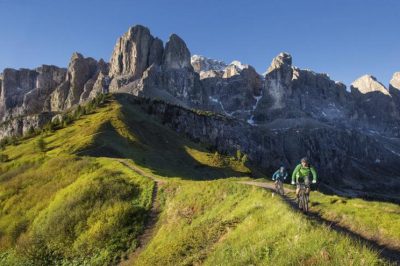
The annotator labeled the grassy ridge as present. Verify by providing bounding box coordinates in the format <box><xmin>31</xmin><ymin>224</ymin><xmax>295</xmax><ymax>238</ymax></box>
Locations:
<box><xmin>0</xmin><ymin>95</ymin><xmax>249</xmax><ymax>265</ymax></box>
<box><xmin>135</xmin><ymin>180</ymin><xmax>385</xmax><ymax>265</ymax></box>
<box><xmin>0</xmin><ymin>100</ymin><xmax>155</xmax><ymax>265</ymax></box>
<box><xmin>309</xmin><ymin>191</ymin><xmax>400</xmax><ymax>250</ymax></box>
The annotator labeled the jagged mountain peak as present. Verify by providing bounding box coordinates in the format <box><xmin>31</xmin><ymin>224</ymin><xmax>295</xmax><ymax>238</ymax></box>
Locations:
<box><xmin>163</xmin><ymin>33</ymin><xmax>191</xmax><ymax>69</ymax></box>
<box><xmin>351</xmin><ymin>74</ymin><xmax>390</xmax><ymax>95</ymax></box>
<box><xmin>266</xmin><ymin>52</ymin><xmax>292</xmax><ymax>74</ymax></box>
<box><xmin>390</xmin><ymin>72</ymin><xmax>400</xmax><ymax>91</ymax></box>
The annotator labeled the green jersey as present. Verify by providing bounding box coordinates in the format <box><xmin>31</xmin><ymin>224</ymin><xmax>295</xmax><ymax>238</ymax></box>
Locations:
<box><xmin>291</xmin><ymin>164</ymin><xmax>317</xmax><ymax>183</ymax></box>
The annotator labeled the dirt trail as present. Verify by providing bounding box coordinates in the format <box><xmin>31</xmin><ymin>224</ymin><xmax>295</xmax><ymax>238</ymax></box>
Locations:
<box><xmin>240</xmin><ymin>180</ymin><xmax>400</xmax><ymax>265</ymax></box>
<box><xmin>117</xmin><ymin>159</ymin><xmax>164</xmax><ymax>266</ymax></box>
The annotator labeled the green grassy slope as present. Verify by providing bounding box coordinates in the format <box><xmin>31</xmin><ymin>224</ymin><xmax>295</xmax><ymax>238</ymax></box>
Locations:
<box><xmin>135</xmin><ymin>180</ymin><xmax>385</xmax><ymax>266</ymax></box>
<box><xmin>0</xmin><ymin>94</ymin><xmax>396</xmax><ymax>265</ymax></box>
<box><xmin>0</xmin><ymin>95</ymin><xmax>250</xmax><ymax>265</ymax></box>
<box><xmin>309</xmin><ymin>191</ymin><xmax>400</xmax><ymax>250</ymax></box>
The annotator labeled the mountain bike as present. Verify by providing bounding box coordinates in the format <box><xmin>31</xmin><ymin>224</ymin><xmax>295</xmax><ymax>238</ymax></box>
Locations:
<box><xmin>297</xmin><ymin>182</ymin><xmax>309</xmax><ymax>213</ymax></box>
<box><xmin>274</xmin><ymin>179</ymin><xmax>284</xmax><ymax>195</ymax></box>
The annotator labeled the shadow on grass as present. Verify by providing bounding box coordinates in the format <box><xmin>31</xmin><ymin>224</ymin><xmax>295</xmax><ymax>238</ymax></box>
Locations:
<box><xmin>75</xmin><ymin>106</ymin><xmax>248</xmax><ymax>181</ymax></box>
<box><xmin>278</xmin><ymin>192</ymin><xmax>400</xmax><ymax>264</ymax></box>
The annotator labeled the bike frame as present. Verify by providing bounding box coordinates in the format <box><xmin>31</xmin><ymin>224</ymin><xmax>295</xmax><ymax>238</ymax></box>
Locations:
<box><xmin>297</xmin><ymin>183</ymin><xmax>309</xmax><ymax>213</ymax></box>
<box><xmin>275</xmin><ymin>179</ymin><xmax>284</xmax><ymax>195</ymax></box>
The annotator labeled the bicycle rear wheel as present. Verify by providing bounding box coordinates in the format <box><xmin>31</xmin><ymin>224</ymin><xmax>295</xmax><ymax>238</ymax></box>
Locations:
<box><xmin>279</xmin><ymin>182</ymin><xmax>284</xmax><ymax>195</ymax></box>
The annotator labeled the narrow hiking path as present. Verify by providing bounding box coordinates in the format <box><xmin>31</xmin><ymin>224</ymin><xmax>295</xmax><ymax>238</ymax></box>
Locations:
<box><xmin>240</xmin><ymin>180</ymin><xmax>400</xmax><ymax>265</ymax></box>
<box><xmin>117</xmin><ymin>159</ymin><xmax>165</xmax><ymax>266</ymax></box>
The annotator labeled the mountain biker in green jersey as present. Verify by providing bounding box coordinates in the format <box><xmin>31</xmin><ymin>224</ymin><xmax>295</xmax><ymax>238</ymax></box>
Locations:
<box><xmin>291</xmin><ymin>157</ymin><xmax>317</xmax><ymax>197</ymax></box>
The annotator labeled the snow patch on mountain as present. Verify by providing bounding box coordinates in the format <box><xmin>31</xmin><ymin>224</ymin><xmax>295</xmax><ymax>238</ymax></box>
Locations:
<box><xmin>191</xmin><ymin>55</ymin><xmax>227</xmax><ymax>72</ymax></box>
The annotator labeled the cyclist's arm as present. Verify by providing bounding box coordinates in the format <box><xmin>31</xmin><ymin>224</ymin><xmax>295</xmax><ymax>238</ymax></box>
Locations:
<box><xmin>310</xmin><ymin>167</ymin><xmax>317</xmax><ymax>182</ymax></box>
<box><xmin>272</xmin><ymin>171</ymin><xmax>278</xmax><ymax>180</ymax></box>
<box><xmin>291</xmin><ymin>165</ymin><xmax>300</xmax><ymax>183</ymax></box>
<box><xmin>283</xmin><ymin>172</ymin><xmax>288</xmax><ymax>180</ymax></box>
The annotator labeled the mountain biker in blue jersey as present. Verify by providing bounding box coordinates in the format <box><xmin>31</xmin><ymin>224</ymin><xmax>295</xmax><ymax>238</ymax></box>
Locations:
<box><xmin>272</xmin><ymin>166</ymin><xmax>288</xmax><ymax>183</ymax></box>
<box><xmin>291</xmin><ymin>157</ymin><xmax>317</xmax><ymax>197</ymax></box>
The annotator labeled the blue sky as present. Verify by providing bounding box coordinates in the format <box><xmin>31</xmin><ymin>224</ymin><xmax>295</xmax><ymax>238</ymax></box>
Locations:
<box><xmin>0</xmin><ymin>0</ymin><xmax>399</xmax><ymax>86</ymax></box>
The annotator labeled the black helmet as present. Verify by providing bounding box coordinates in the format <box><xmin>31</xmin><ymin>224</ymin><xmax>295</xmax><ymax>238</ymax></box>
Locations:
<box><xmin>301</xmin><ymin>157</ymin><xmax>309</xmax><ymax>164</ymax></box>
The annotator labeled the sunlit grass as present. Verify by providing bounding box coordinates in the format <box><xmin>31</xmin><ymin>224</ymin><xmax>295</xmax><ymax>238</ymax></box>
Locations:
<box><xmin>136</xmin><ymin>180</ymin><xmax>385</xmax><ymax>266</ymax></box>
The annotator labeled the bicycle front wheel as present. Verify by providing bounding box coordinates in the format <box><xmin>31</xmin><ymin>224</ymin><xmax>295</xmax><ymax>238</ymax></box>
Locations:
<box><xmin>303</xmin><ymin>194</ymin><xmax>309</xmax><ymax>213</ymax></box>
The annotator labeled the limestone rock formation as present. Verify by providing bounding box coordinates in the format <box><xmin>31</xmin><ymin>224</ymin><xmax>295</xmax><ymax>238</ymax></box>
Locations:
<box><xmin>389</xmin><ymin>72</ymin><xmax>400</xmax><ymax>108</ymax></box>
<box><xmin>109</xmin><ymin>25</ymin><xmax>155</xmax><ymax>79</ymax></box>
<box><xmin>390</xmin><ymin>72</ymin><xmax>400</xmax><ymax>91</ymax></box>
<box><xmin>49</xmin><ymin>53</ymin><xmax>108</xmax><ymax>111</ymax></box>
<box><xmin>254</xmin><ymin>52</ymin><xmax>348</xmax><ymax>123</ymax></box>
<box><xmin>191</xmin><ymin>55</ymin><xmax>227</xmax><ymax>74</ymax></box>
<box><xmin>0</xmin><ymin>66</ymin><xmax>66</xmax><ymax>120</ymax></box>
<box><xmin>349</xmin><ymin>75</ymin><xmax>399</xmax><ymax>132</ymax></box>
<box><xmin>351</xmin><ymin>75</ymin><xmax>390</xmax><ymax>95</ymax></box>
<box><xmin>108</xmin><ymin>27</ymin><xmax>204</xmax><ymax>108</ymax></box>
<box><xmin>190</xmin><ymin>55</ymin><xmax>263</xmax><ymax>120</ymax></box>
<box><xmin>162</xmin><ymin>34</ymin><xmax>191</xmax><ymax>70</ymax></box>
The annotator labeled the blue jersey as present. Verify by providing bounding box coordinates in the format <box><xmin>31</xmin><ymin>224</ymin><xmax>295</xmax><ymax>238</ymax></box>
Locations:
<box><xmin>272</xmin><ymin>170</ymin><xmax>288</xmax><ymax>181</ymax></box>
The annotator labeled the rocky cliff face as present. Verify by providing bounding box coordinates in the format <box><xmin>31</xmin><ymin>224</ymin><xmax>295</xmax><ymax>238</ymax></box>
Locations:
<box><xmin>119</xmin><ymin>94</ymin><xmax>400</xmax><ymax>201</ymax></box>
<box><xmin>107</xmin><ymin>26</ymin><xmax>204</xmax><ymax>108</ymax></box>
<box><xmin>254</xmin><ymin>52</ymin><xmax>349</xmax><ymax>124</ymax></box>
<box><xmin>0</xmin><ymin>65</ymin><xmax>66</xmax><ymax>120</ymax></box>
<box><xmin>48</xmin><ymin>52</ymin><xmax>109</xmax><ymax>111</ymax></box>
<box><xmin>191</xmin><ymin>55</ymin><xmax>263</xmax><ymax>120</ymax></box>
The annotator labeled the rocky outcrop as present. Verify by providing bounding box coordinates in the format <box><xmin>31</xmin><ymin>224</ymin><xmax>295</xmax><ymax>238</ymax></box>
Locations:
<box><xmin>0</xmin><ymin>112</ymin><xmax>53</xmax><ymax>139</ymax></box>
<box><xmin>0</xmin><ymin>52</ymin><xmax>108</xmax><ymax>136</ymax></box>
<box><xmin>351</xmin><ymin>75</ymin><xmax>390</xmax><ymax>95</ymax></box>
<box><xmin>350</xmin><ymin>75</ymin><xmax>400</xmax><ymax>132</ymax></box>
<box><xmin>109</xmin><ymin>25</ymin><xmax>156</xmax><ymax>79</ymax></box>
<box><xmin>108</xmin><ymin>26</ymin><xmax>205</xmax><ymax>108</ymax></box>
<box><xmin>389</xmin><ymin>72</ymin><xmax>400</xmax><ymax>106</ymax></box>
<box><xmin>162</xmin><ymin>34</ymin><xmax>191</xmax><ymax>70</ymax></box>
<box><xmin>191</xmin><ymin>56</ymin><xmax>263</xmax><ymax>120</ymax></box>
<box><xmin>0</xmin><ymin>66</ymin><xmax>66</xmax><ymax>121</ymax></box>
<box><xmin>191</xmin><ymin>55</ymin><xmax>227</xmax><ymax>74</ymax></box>
<box><xmin>390</xmin><ymin>72</ymin><xmax>400</xmax><ymax>91</ymax></box>
<box><xmin>48</xmin><ymin>53</ymin><xmax>109</xmax><ymax>111</ymax></box>
<box><xmin>254</xmin><ymin>52</ymin><xmax>348</xmax><ymax>124</ymax></box>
